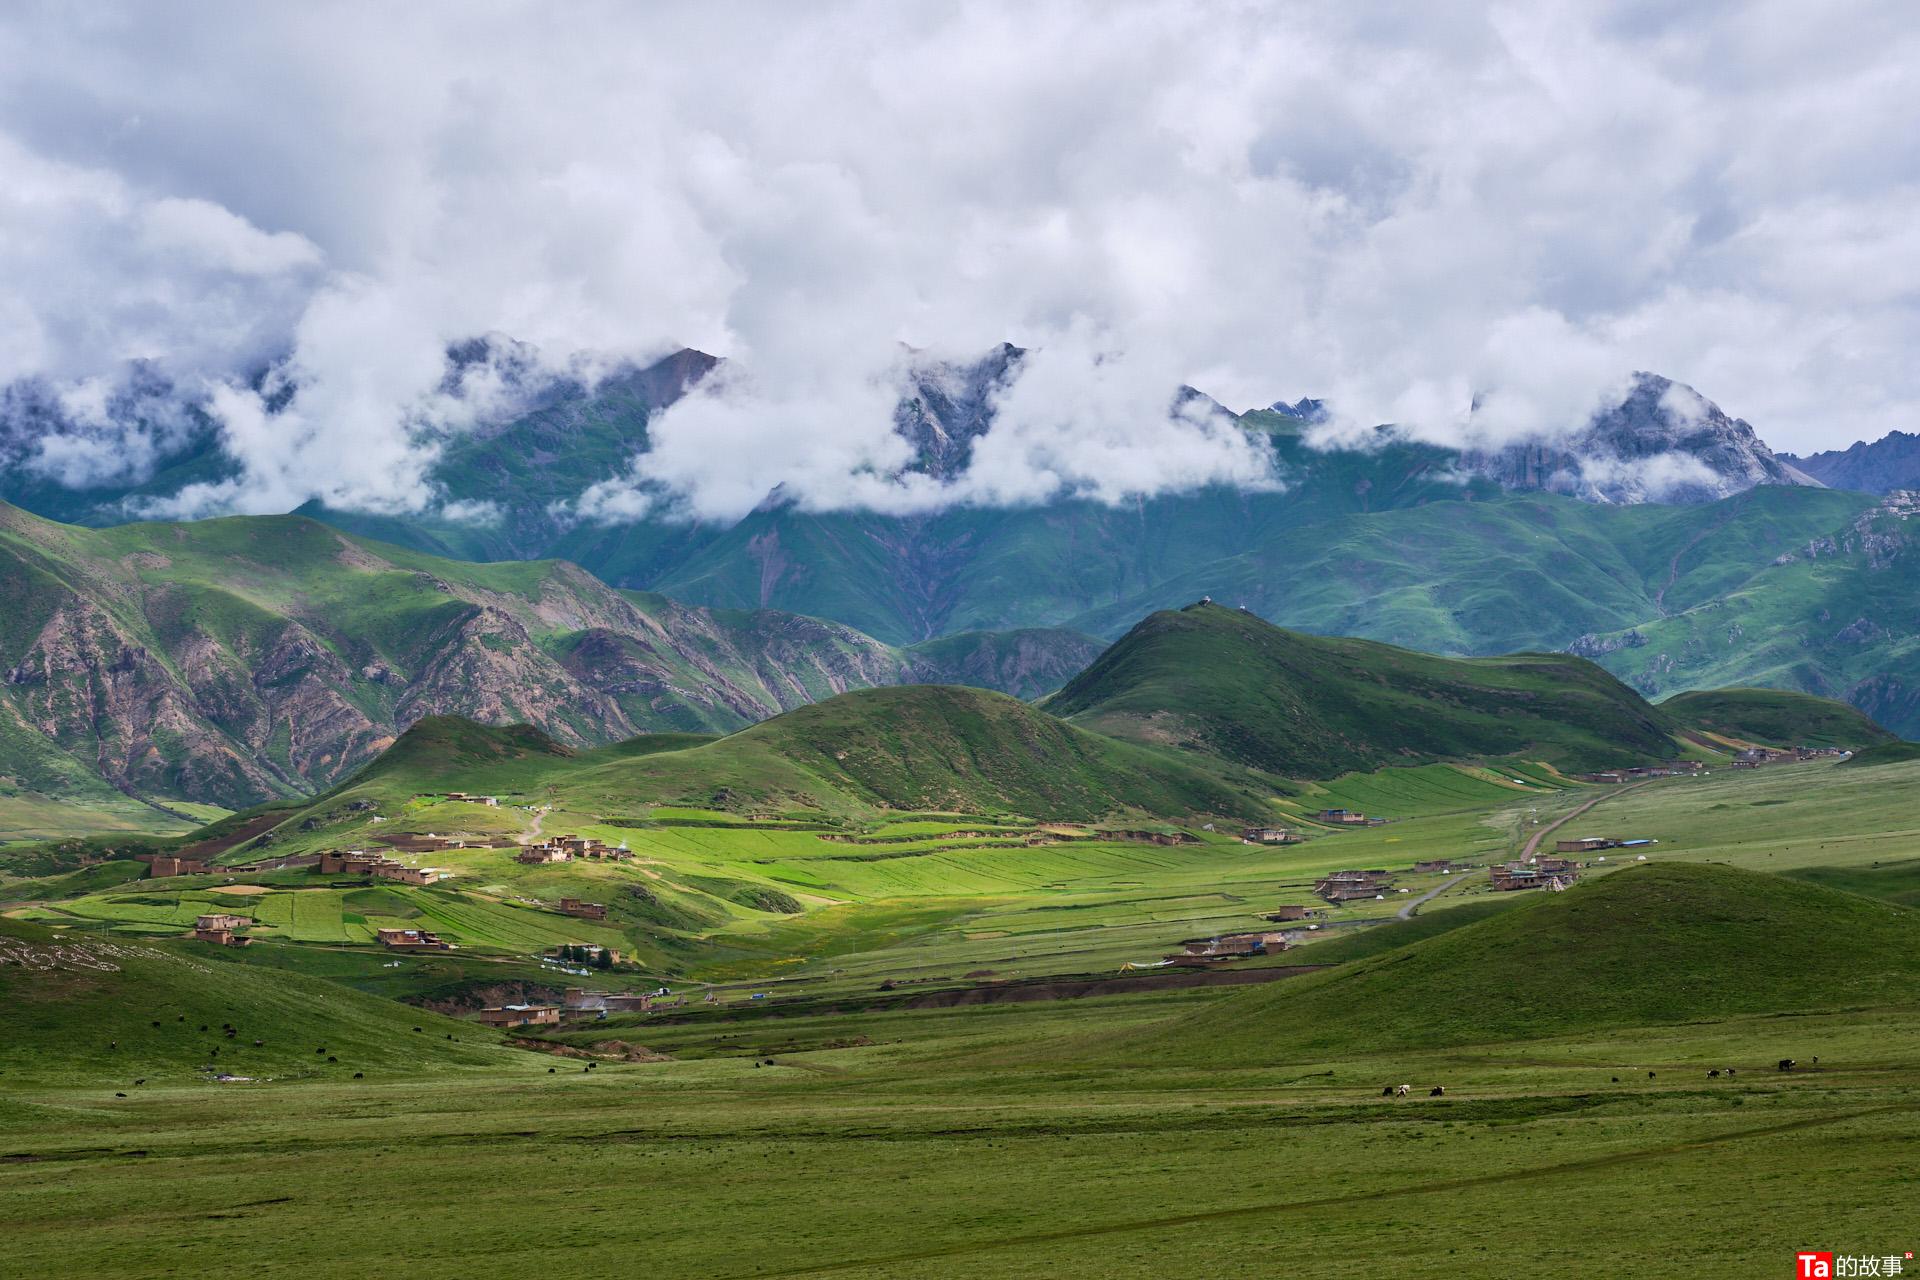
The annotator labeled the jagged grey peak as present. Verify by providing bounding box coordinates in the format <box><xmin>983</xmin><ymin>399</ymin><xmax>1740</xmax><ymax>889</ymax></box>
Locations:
<box><xmin>1462</xmin><ymin>372</ymin><xmax>1823</xmax><ymax>505</ymax></box>
<box><xmin>891</xmin><ymin>342</ymin><xmax>1025</xmax><ymax>480</ymax></box>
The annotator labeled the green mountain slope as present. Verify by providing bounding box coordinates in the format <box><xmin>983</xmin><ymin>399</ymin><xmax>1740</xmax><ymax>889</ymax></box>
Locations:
<box><xmin>1045</xmin><ymin>603</ymin><xmax>1683</xmax><ymax>777</ymax></box>
<box><xmin>1573</xmin><ymin>493</ymin><xmax>1920</xmax><ymax>736</ymax></box>
<box><xmin>1151</xmin><ymin>863</ymin><xmax>1920</xmax><ymax>1057</ymax></box>
<box><xmin>0</xmin><ymin>501</ymin><xmax>1097</xmax><ymax>807</ymax></box>
<box><xmin>1660</xmin><ymin>688</ymin><xmax>1897</xmax><ymax>748</ymax></box>
<box><xmin>0</xmin><ymin>915</ymin><xmax>514</xmax><ymax>1084</ymax></box>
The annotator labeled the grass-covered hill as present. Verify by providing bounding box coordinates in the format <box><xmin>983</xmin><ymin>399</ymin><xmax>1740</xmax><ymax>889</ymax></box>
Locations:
<box><xmin>1839</xmin><ymin>741</ymin><xmax>1920</xmax><ymax>768</ymax></box>
<box><xmin>333</xmin><ymin>687</ymin><xmax>1270</xmax><ymax>824</ymax></box>
<box><xmin>1044</xmin><ymin>603</ymin><xmax>1683</xmax><ymax>777</ymax></box>
<box><xmin>1150</xmin><ymin>863</ymin><xmax>1920</xmax><ymax>1058</ymax></box>
<box><xmin>1660</xmin><ymin>687</ymin><xmax>1898</xmax><ymax>749</ymax></box>
<box><xmin>701</xmin><ymin>685</ymin><xmax>1264</xmax><ymax>819</ymax></box>
<box><xmin>0</xmin><ymin>915</ymin><xmax>513</xmax><ymax>1085</ymax></box>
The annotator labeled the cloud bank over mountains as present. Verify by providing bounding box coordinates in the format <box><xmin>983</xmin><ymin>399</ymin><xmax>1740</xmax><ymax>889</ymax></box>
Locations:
<box><xmin>0</xmin><ymin>1</ymin><xmax>1914</xmax><ymax>520</ymax></box>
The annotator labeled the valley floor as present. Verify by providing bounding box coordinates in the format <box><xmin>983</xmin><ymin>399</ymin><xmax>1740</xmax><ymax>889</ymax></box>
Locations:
<box><xmin>2</xmin><ymin>998</ymin><xmax>1915</xmax><ymax>1278</ymax></box>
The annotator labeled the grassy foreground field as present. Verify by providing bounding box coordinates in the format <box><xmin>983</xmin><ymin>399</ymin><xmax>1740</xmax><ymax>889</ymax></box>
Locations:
<box><xmin>1</xmin><ymin>973</ymin><xmax>1914</xmax><ymax>1277</ymax></box>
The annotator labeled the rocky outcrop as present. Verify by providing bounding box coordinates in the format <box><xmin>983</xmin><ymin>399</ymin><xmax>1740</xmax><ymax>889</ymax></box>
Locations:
<box><xmin>892</xmin><ymin>343</ymin><xmax>1026</xmax><ymax>480</ymax></box>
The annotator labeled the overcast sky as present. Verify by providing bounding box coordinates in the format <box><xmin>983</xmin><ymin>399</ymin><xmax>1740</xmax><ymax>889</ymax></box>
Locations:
<box><xmin>0</xmin><ymin>1</ymin><xmax>1915</xmax><ymax>519</ymax></box>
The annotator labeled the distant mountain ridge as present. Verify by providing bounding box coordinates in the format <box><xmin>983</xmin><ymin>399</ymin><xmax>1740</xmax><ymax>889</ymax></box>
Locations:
<box><xmin>1782</xmin><ymin>430</ymin><xmax>1920</xmax><ymax>495</ymax></box>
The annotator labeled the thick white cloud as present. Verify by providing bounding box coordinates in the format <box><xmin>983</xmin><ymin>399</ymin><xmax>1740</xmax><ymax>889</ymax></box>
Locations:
<box><xmin>0</xmin><ymin>0</ymin><xmax>1916</xmax><ymax>519</ymax></box>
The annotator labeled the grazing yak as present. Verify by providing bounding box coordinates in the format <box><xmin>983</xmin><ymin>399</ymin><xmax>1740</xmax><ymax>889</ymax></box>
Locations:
<box><xmin>1778</xmin><ymin>1059</ymin><xmax>1796</xmax><ymax>1072</ymax></box>
<box><xmin>1429</xmin><ymin>1086</ymin><xmax>1445</xmax><ymax>1097</ymax></box>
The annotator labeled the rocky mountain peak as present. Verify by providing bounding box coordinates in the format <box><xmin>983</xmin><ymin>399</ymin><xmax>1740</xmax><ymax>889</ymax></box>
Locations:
<box><xmin>1461</xmin><ymin>372</ymin><xmax>1822</xmax><ymax>505</ymax></box>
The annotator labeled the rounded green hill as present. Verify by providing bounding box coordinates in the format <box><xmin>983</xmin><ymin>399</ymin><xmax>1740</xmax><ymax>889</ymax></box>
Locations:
<box><xmin>1148</xmin><ymin>862</ymin><xmax>1920</xmax><ymax>1058</ymax></box>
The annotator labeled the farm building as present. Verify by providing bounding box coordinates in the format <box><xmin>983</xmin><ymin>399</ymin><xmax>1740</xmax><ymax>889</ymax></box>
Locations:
<box><xmin>376</xmin><ymin>927</ymin><xmax>454</xmax><ymax>951</ymax></box>
<box><xmin>316</xmin><ymin>849</ymin><xmax>440</xmax><ymax>885</ymax></box>
<box><xmin>473</xmin><ymin>1004</ymin><xmax>561</xmax><ymax>1028</ymax></box>
<box><xmin>559</xmin><ymin>898</ymin><xmax>609</xmax><ymax>921</ymax></box>
<box><xmin>142</xmin><ymin>855</ymin><xmax>210</xmax><ymax>878</ymax></box>
<box><xmin>563</xmin><ymin>988</ymin><xmax>654</xmax><ymax>1016</ymax></box>
<box><xmin>1489</xmin><ymin>861</ymin><xmax>1580</xmax><ymax>892</ymax></box>
<box><xmin>1314</xmin><ymin>869</ymin><xmax>1393</xmax><ymax>901</ymax></box>
<box><xmin>1263</xmin><ymin>904</ymin><xmax>1312</xmax><ymax>921</ymax></box>
<box><xmin>517</xmin><ymin>845</ymin><xmax>571</xmax><ymax>864</ymax></box>
<box><xmin>442</xmin><ymin>793</ymin><xmax>499</xmax><ymax>806</ymax></box>
<box><xmin>1556</xmin><ymin>837</ymin><xmax>1610</xmax><ymax>853</ymax></box>
<box><xmin>1315</xmin><ymin>808</ymin><xmax>1371</xmax><ymax>825</ymax></box>
<box><xmin>377</xmin><ymin>833</ymin><xmax>470</xmax><ymax>853</ymax></box>
<box><xmin>192</xmin><ymin>914</ymin><xmax>252</xmax><ymax>946</ymax></box>
<box><xmin>373</xmin><ymin>862</ymin><xmax>440</xmax><ymax>887</ymax></box>
<box><xmin>317</xmin><ymin>850</ymin><xmax>385</xmax><ymax>875</ymax></box>
<box><xmin>1412</xmin><ymin>859</ymin><xmax>1456</xmax><ymax>873</ymax></box>
<box><xmin>546</xmin><ymin>944</ymin><xmax>623</xmax><ymax>965</ymax></box>
<box><xmin>1104</xmin><ymin>829</ymin><xmax>1201</xmax><ymax>846</ymax></box>
<box><xmin>1241</xmin><ymin>827</ymin><xmax>1302</xmax><ymax>845</ymax></box>
<box><xmin>192</xmin><ymin>926</ymin><xmax>251</xmax><ymax>947</ymax></box>
<box><xmin>1169</xmin><ymin>931</ymin><xmax>1288</xmax><ymax>962</ymax></box>
<box><xmin>196</xmin><ymin>913</ymin><xmax>251</xmax><ymax>932</ymax></box>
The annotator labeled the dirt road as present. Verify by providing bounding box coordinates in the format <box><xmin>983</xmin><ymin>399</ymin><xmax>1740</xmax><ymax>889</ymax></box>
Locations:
<box><xmin>1519</xmin><ymin>779</ymin><xmax>1655</xmax><ymax>859</ymax></box>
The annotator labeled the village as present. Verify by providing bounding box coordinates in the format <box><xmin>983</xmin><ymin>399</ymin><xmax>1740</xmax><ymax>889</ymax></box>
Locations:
<box><xmin>149</xmin><ymin>771</ymin><xmax>1689</xmax><ymax>1028</ymax></box>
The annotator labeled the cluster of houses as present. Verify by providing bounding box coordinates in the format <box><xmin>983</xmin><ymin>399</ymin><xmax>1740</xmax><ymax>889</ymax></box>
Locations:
<box><xmin>1315</xmin><ymin>868</ymin><xmax>1394</xmax><ymax>902</ymax></box>
<box><xmin>1576</xmin><ymin>761</ymin><xmax>1704</xmax><ymax>783</ymax></box>
<box><xmin>473</xmin><ymin>986</ymin><xmax>658</xmax><ymax>1028</ymax></box>
<box><xmin>314</xmin><ymin>848</ymin><xmax>446</xmax><ymax>886</ymax></box>
<box><xmin>1165</xmin><ymin>931</ymin><xmax>1292</xmax><ymax>964</ymax></box>
<box><xmin>192</xmin><ymin>912</ymin><xmax>253</xmax><ymax>947</ymax></box>
<box><xmin>1729</xmin><ymin>746</ymin><xmax>1848</xmax><ymax>770</ymax></box>
<box><xmin>1489</xmin><ymin>854</ymin><xmax>1584</xmax><ymax>892</ymax></box>
<box><xmin>516</xmin><ymin>835</ymin><xmax>635</xmax><ymax>864</ymax></box>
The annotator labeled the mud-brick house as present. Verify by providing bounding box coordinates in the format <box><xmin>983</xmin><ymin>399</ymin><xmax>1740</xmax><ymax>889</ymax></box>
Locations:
<box><xmin>473</xmin><ymin>1004</ymin><xmax>561</xmax><ymax>1028</ymax></box>
<box><xmin>559</xmin><ymin>898</ymin><xmax>609</xmax><ymax>921</ymax></box>
<box><xmin>376</xmin><ymin>927</ymin><xmax>453</xmax><ymax>951</ymax></box>
<box><xmin>196</xmin><ymin>913</ymin><xmax>251</xmax><ymax>932</ymax></box>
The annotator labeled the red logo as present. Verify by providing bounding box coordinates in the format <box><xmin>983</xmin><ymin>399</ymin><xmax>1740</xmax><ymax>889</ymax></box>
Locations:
<box><xmin>1795</xmin><ymin>1254</ymin><xmax>1832</xmax><ymax>1279</ymax></box>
